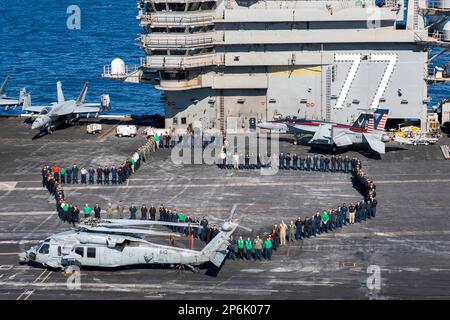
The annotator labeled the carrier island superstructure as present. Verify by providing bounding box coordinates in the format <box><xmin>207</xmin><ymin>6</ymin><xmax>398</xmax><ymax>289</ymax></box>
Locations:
<box><xmin>103</xmin><ymin>0</ymin><xmax>450</xmax><ymax>132</ymax></box>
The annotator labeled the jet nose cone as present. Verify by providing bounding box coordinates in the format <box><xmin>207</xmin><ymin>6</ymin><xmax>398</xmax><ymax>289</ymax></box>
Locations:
<box><xmin>257</xmin><ymin>122</ymin><xmax>272</xmax><ymax>130</ymax></box>
<box><xmin>31</xmin><ymin>119</ymin><xmax>41</xmax><ymax>130</ymax></box>
<box><xmin>31</xmin><ymin>115</ymin><xmax>50</xmax><ymax>130</ymax></box>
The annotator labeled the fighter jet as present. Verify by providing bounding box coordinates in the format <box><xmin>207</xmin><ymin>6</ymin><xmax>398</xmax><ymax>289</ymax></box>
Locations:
<box><xmin>0</xmin><ymin>76</ymin><xmax>24</xmax><ymax>108</ymax></box>
<box><xmin>22</xmin><ymin>81</ymin><xmax>110</xmax><ymax>133</ymax></box>
<box><xmin>19</xmin><ymin>219</ymin><xmax>238</xmax><ymax>272</ymax></box>
<box><xmin>258</xmin><ymin>109</ymin><xmax>390</xmax><ymax>154</ymax></box>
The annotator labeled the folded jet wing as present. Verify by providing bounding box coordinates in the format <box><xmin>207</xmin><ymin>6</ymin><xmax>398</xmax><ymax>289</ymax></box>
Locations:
<box><xmin>332</xmin><ymin>131</ymin><xmax>353</xmax><ymax>147</ymax></box>
<box><xmin>285</xmin><ymin>124</ymin><xmax>315</xmax><ymax>135</ymax></box>
<box><xmin>308</xmin><ymin>123</ymin><xmax>332</xmax><ymax>145</ymax></box>
<box><xmin>44</xmin><ymin>102</ymin><xmax>101</xmax><ymax>116</ymax></box>
<box><xmin>72</xmin><ymin>105</ymin><xmax>101</xmax><ymax>114</ymax></box>
<box><xmin>23</xmin><ymin>106</ymin><xmax>50</xmax><ymax>113</ymax></box>
<box><xmin>0</xmin><ymin>76</ymin><xmax>9</xmax><ymax>96</ymax></box>
<box><xmin>21</xmin><ymin>91</ymin><xmax>54</xmax><ymax>114</ymax></box>
<box><xmin>363</xmin><ymin>133</ymin><xmax>385</xmax><ymax>154</ymax></box>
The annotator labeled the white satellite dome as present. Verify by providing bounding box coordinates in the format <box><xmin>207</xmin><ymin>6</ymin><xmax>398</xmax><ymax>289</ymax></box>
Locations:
<box><xmin>111</xmin><ymin>58</ymin><xmax>126</xmax><ymax>75</ymax></box>
<box><xmin>443</xmin><ymin>20</ymin><xmax>450</xmax><ymax>42</ymax></box>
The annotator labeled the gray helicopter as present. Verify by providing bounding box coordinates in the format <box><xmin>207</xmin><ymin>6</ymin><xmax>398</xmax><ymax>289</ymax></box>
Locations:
<box><xmin>19</xmin><ymin>219</ymin><xmax>239</xmax><ymax>272</ymax></box>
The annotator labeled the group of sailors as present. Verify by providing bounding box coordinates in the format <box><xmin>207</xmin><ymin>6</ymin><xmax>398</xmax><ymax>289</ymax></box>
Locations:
<box><xmin>40</xmin><ymin>136</ymin><xmax>160</xmax><ymax>225</ymax></box>
<box><xmin>276</xmin><ymin>153</ymin><xmax>353</xmax><ymax>173</ymax></box>
<box><xmin>40</xmin><ymin>162</ymin><xmax>222</xmax><ymax>245</ymax></box>
<box><xmin>151</xmin><ymin>131</ymin><xmax>175</xmax><ymax>149</ymax></box>
<box><xmin>226</xmin><ymin>157</ymin><xmax>378</xmax><ymax>261</ymax></box>
<box><xmin>218</xmin><ymin>150</ymin><xmax>356</xmax><ymax>173</ymax></box>
<box><xmin>43</xmin><ymin>138</ymin><xmax>156</xmax><ymax>187</ymax></box>
<box><xmin>43</xmin><ymin>163</ymin><xmax>130</xmax><ymax>186</ymax></box>
<box><xmin>352</xmin><ymin>161</ymin><xmax>377</xmax><ymax>202</ymax></box>
<box><xmin>149</xmin><ymin>130</ymin><xmax>221</xmax><ymax>150</ymax></box>
<box><xmin>228</xmin><ymin>235</ymin><xmax>274</xmax><ymax>260</ymax></box>
<box><xmin>40</xmin><ymin>129</ymin><xmax>380</xmax><ymax>262</ymax></box>
<box><xmin>41</xmin><ymin>168</ymin><xmax>79</xmax><ymax>225</ymax></box>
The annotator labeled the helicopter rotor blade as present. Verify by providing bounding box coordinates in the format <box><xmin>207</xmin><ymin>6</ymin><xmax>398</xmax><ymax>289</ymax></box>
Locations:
<box><xmin>229</xmin><ymin>204</ymin><xmax>237</xmax><ymax>221</ymax></box>
<box><xmin>237</xmin><ymin>225</ymin><xmax>252</xmax><ymax>232</ymax></box>
<box><xmin>94</xmin><ymin>219</ymin><xmax>203</xmax><ymax>229</ymax></box>
<box><xmin>208</xmin><ymin>215</ymin><xmax>252</xmax><ymax>233</ymax></box>
<box><xmin>208</xmin><ymin>215</ymin><xmax>225</xmax><ymax>223</ymax></box>
<box><xmin>81</xmin><ymin>225</ymin><xmax>181</xmax><ymax>237</ymax></box>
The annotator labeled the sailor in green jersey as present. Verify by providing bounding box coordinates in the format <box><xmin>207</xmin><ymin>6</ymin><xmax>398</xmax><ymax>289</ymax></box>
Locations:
<box><xmin>237</xmin><ymin>236</ymin><xmax>245</xmax><ymax>259</ymax></box>
<box><xmin>245</xmin><ymin>237</ymin><xmax>253</xmax><ymax>260</ymax></box>
<box><xmin>83</xmin><ymin>203</ymin><xmax>92</xmax><ymax>219</ymax></box>
<box><xmin>60</xmin><ymin>167</ymin><xmax>66</xmax><ymax>184</ymax></box>
<box><xmin>177</xmin><ymin>211</ymin><xmax>186</xmax><ymax>233</ymax></box>
<box><xmin>320</xmin><ymin>210</ymin><xmax>329</xmax><ymax>232</ymax></box>
<box><xmin>264</xmin><ymin>237</ymin><xmax>273</xmax><ymax>260</ymax></box>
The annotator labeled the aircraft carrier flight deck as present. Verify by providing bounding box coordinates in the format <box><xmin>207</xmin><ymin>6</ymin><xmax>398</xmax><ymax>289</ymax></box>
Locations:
<box><xmin>0</xmin><ymin>117</ymin><xmax>449</xmax><ymax>300</ymax></box>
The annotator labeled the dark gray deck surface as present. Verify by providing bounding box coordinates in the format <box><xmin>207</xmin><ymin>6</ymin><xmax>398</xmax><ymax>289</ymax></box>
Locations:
<box><xmin>0</xmin><ymin>117</ymin><xmax>449</xmax><ymax>300</ymax></box>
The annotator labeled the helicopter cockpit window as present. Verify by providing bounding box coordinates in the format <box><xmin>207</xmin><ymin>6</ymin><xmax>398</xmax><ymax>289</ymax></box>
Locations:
<box><xmin>74</xmin><ymin>247</ymin><xmax>84</xmax><ymax>257</ymax></box>
<box><xmin>57</xmin><ymin>246</ymin><xmax>62</xmax><ymax>256</ymax></box>
<box><xmin>87</xmin><ymin>248</ymin><xmax>96</xmax><ymax>258</ymax></box>
<box><xmin>38</xmin><ymin>243</ymin><xmax>50</xmax><ymax>254</ymax></box>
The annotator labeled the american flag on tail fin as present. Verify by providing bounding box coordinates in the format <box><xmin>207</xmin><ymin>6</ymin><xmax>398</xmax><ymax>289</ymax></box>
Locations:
<box><xmin>367</xmin><ymin>116</ymin><xmax>374</xmax><ymax>133</ymax></box>
<box><xmin>373</xmin><ymin>109</ymin><xmax>389</xmax><ymax>131</ymax></box>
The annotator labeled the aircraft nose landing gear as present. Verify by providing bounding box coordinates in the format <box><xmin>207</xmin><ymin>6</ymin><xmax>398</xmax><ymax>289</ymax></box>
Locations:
<box><xmin>47</xmin><ymin>126</ymin><xmax>55</xmax><ymax>134</ymax></box>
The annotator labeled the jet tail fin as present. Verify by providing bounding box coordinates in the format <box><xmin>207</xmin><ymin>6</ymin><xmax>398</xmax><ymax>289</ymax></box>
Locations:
<box><xmin>19</xmin><ymin>88</ymin><xmax>27</xmax><ymax>104</ymax></box>
<box><xmin>351</xmin><ymin>112</ymin><xmax>372</xmax><ymax>129</ymax></box>
<box><xmin>363</xmin><ymin>133</ymin><xmax>385</xmax><ymax>154</ymax></box>
<box><xmin>21</xmin><ymin>91</ymin><xmax>32</xmax><ymax>111</ymax></box>
<box><xmin>0</xmin><ymin>76</ymin><xmax>10</xmax><ymax>95</ymax></box>
<box><xmin>201</xmin><ymin>222</ymin><xmax>238</xmax><ymax>268</ymax></box>
<box><xmin>76</xmin><ymin>83</ymin><xmax>88</xmax><ymax>105</ymax></box>
<box><xmin>56</xmin><ymin>81</ymin><xmax>65</xmax><ymax>103</ymax></box>
<box><xmin>373</xmin><ymin>109</ymin><xmax>389</xmax><ymax>131</ymax></box>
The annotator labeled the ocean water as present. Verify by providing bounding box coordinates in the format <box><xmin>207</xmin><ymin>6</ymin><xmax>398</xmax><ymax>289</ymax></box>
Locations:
<box><xmin>428</xmin><ymin>49</ymin><xmax>450</xmax><ymax>109</ymax></box>
<box><xmin>0</xmin><ymin>0</ymin><xmax>162</xmax><ymax>116</ymax></box>
<box><xmin>0</xmin><ymin>0</ymin><xmax>448</xmax><ymax>116</ymax></box>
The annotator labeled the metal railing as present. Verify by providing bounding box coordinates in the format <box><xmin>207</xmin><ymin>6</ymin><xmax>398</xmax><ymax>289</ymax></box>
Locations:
<box><xmin>334</xmin><ymin>0</ymin><xmax>401</xmax><ymax>9</ymax></box>
<box><xmin>141</xmin><ymin>33</ymin><xmax>216</xmax><ymax>48</ymax></box>
<box><xmin>139</xmin><ymin>12</ymin><xmax>214</xmax><ymax>25</ymax></box>
<box><xmin>428</xmin><ymin>65</ymin><xmax>442</xmax><ymax>76</ymax></box>
<box><xmin>414</xmin><ymin>30</ymin><xmax>436</xmax><ymax>42</ymax></box>
<box><xmin>432</xmin><ymin>30</ymin><xmax>444</xmax><ymax>41</ymax></box>
<box><xmin>385</xmin><ymin>0</ymin><xmax>399</xmax><ymax>7</ymax></box>
<box><xmin>142</xmin><ymin>53</ymin><xmax>219</xmax><ymax>69</ymax></box>
<box><xmin>102</xmin><ymin>64</ymin><xmax>141</xmax><ymax>78</ymax></box>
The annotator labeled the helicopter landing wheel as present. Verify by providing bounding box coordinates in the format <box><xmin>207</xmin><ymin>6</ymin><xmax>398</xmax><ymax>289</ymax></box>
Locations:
<box><xmin>174</xmin><ymin>264</ymin><xmax>199</xmax><ymax>273</ymax></box>
<box><xmin>174</xmin><ymin>264</ymin><xmax>185</xmax><ymax>273</ymax></box>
